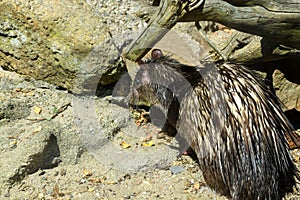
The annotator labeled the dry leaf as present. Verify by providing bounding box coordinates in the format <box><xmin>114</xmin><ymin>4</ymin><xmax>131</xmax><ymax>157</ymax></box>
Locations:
<box><xmin>82</xmin><ymin>169</ymin><xmax>93</xmax><ymax>177</ymax></box>
<box><xmin>27</xmin><ymin>91</ymin><xmax>35</xmax><ymax>96</ymax></box>
<box><xmin>143</xmin><ymin>134</ymin><xmax>153</xmax><ymax>142</ymax></box>
<box><xmin>106</xmin><ymin>181</ymin><xmax>117</xmax><ymax>185</ymax></box>
<box><xmin>194</xmin><ymin>181</ymin><xmax>200</xmax><ymax>190</ymax></box>
<box><xmin>133</xmin><ymin>110</ymin><xmax>149</xmax><ymax>126</ymax></box>
<box><xmin>9</xmin><ymin>140</ymin><xmax>17</xmax><ymax>147</ymax></box>
<box><xmin>34</xmin><ymin>106</ymin><xmax>42</xmax><ymax>114</ymax></box>
<box><xmin>88</xmin><ymin>177</ymin><xmax>104</xmax><ymax>183</ymax></box>
<box><xmin>53</xmin><ymin>183</ymin><xmax>60</xmax><ymax>198</ymax></box>
<box><xmin>142</xmin><ymin>140</ymin><xmax>155</xmax><ymax>147</ymax></box>
<box><xmin>32</xmin><ymin>126</ymin><xmax>42</xmax><ymax>134</ymax></box>
<box><xmin>120</xmin><ymin>141</ymin><xmax>131</xmax><ymax>149</ymax></box>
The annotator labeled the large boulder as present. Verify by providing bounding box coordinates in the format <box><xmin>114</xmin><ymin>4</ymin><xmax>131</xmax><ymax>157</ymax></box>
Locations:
<box><xmin>0</xmin><ymin>0</ymin><xmax>145</xmax><ymax>94</ymax></box>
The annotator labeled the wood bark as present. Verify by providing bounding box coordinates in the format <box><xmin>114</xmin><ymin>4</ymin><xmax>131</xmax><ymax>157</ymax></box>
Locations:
<box><xmin>183</xmin><ymin>0</ymin><xmax>300</xmax><ymax>48</ymax></box>
<box><xmin>124</xmin><ymin>0</ymin><xmax>300</xmax><ymax>63</ymax></box>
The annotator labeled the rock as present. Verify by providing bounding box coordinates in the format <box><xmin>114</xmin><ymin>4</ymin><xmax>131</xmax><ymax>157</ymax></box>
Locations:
<box><xmin>0</xmin><ymin>67</ymin><xmax>180</xmax><ymax>195</ymax></box>
<box><xmin>72</xmin><ymin>40</ymin><xmax>125</xmax><ymax>94</ymax></box>
<box><xmin>0</xmin><ymin>0</ymin><xmax>146</xmax><ymax>93</ymax></box>
<box><xmin>273</xmin><ymin>69</ymin><xmax>300</xmax><ymax>111</ymax></box>
<box><xmin>73</xmin><ymin>95</ymin><xmax>180</xmax><ymax>173</ymax></box>
<box><xmin>0</xmin><ymin>69</ymin><xmax>82</xmax><ymax>193</ymax></box>
<box><xmin>170</xmin><ymin>165</ymin><xmax>186</xmax><ymax>175</ymax></box>
<box><xmin>0</xmin><ymin>126</ymin><xmax>60</xmax><ymax>192</ymax></box>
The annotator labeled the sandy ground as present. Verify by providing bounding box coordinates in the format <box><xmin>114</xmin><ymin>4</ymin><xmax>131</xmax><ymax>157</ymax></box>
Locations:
<box><xmin>1</xmin><ymin>65</ymin><xmax>300</xmax><ymax>200</ymax></box>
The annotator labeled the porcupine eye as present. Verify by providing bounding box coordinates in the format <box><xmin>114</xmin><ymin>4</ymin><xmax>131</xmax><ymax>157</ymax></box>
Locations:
<box><xmin>151</xmin><ymin>49</ymin><xmax>163</xmax><ymax>60</ymax></box>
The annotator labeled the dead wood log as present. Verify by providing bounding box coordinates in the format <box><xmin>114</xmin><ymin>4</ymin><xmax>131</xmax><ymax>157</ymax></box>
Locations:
<box><xmin>124</xmin><ymin>0</ymin><xmax>300</xmax><ymax>63</ymax></box>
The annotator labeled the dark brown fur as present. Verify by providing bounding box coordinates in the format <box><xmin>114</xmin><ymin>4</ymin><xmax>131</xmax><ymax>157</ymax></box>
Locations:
<box><xmin>130</xmin><ymin>49</ymin><xmax>297</xmax><ymax>200</ymax></box>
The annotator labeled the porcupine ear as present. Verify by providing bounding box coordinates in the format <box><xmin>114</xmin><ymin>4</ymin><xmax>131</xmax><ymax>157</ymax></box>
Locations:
<box><xmin>151</xmin><ymin>49</ymin><xmax>163</xmax><ymax>60</ymax></box>
<box><xmin>138</xmin><ymin>49</ymin><xmax>163</xmax><ymax>69</ymax></box>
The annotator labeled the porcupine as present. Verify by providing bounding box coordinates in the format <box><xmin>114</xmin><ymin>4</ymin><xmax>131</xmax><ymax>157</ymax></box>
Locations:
<box><xmin>130</xmin><ymin>49</ymin><xmax>297</xmax><ymax>200</ymax></box>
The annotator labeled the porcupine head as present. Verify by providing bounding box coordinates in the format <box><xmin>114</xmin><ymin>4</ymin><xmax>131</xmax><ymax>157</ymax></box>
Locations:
<box><xmin>130</xmin><ymin>49</ymin><xmax>180</xmax><ymax>133</ymax></box>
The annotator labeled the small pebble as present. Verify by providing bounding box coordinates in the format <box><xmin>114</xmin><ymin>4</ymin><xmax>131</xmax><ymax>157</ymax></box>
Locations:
<box><xmin>53</xmin><ymin>171</ymin><xmax>59</xmax><ymax>176</ymax></box>
<box><xmin>47</xmin><ymin>189</ymin><xmax>53</xmax><ymax>196</ymax></box>
<box><xmin>156</xmin><ymin>132</ymin><xmax>166</xmax><ymax>139</ymax></box>
<box><xmin>38</xmin><ymin>170</ymin><xmax>46</xmax><ymax>176</ymax></box>
<box><xmin>60</xmin><ymin>168</ymin><xmax>67</xmax><ymax>176</ymax></box>
<box><xmin>170</xmin><ymin>165</ymin><xmax>185</xmax><ymax>175</ymax></box>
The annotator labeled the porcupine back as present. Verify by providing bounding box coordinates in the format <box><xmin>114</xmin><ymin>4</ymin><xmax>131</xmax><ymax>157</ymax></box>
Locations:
<box><xmin>132</xmin><ymin>51</ymin><xmax>297</xmax><ymax>200</ymax></box>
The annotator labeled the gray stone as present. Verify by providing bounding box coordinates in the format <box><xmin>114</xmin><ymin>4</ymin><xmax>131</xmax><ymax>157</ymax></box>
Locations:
<box><xmin>0</xmin><ymin>0</ymin><xmax>146</xmax><ymax>93</ymax></box>
<box><xmin>273</xmin><ymin>69</ymin><xmax>300</xmax><ymax>111</ymax></box>
<box><xmin>170</xmin><ymin>165</ymin><xmax>186</xmax><ymax>175</ymax></box>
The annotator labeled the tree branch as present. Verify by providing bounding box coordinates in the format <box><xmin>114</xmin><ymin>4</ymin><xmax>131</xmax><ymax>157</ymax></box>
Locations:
<box><xmin>124</xmin><ymin>0</ymin><xmax>300</xmax><ymax>62</ymax></box>
<box><xmin>182</xmin><ymin>0</ymin><xmax>300</xmax><ymax>49</ymax></box>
